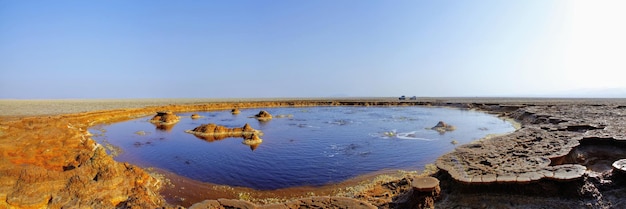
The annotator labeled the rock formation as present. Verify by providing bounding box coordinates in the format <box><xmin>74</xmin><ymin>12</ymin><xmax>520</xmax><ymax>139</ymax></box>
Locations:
<box><xmin>241</xmin><ymin>133</ymin><xmax>263</xmax><ymax>146</ymax></box>
<box><xmin>436</xmin><ymin>104</ymin><xmax>626</xmax><ymax>185</ymax></box>
<box><xmin>186</xmin><ymin>123</ymin><xmax>261</xmax><ymax>139</ymax></box>
<box><xmin>231</xmin><ymin>108</ymin><xmax>240</xmax><ymax>115</ymax></box>
<box><xmin>254</xmin><ymin>110</ymin><xmax>272</xmax><ymax>121</ymax></box>
<box><xmin>191</xmin><ymin>113</ymin><xmax>201</xmax><ymax>119</ymax></box>
<box><xmin>0</xmin><ymin>115</ymin><xmax>165</xmax><ymax>208</ymax></box>
<box><xmin>431</xmin><ymin>121</ymin><xmax>455</xmax><ymax>133</ymax></box>
<box><xmin>149</xmin><ymin>111</ymin><xmax>180</xmax><ymax>125</ymax></box>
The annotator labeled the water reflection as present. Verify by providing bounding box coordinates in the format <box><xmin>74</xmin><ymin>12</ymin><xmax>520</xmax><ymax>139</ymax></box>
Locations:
<box><xmin>194</xmin><ymin>135</ymin><xmax>263</xmax><ymax>151</ymax></box>
<box><xmin>193</xmin><ymin>134</ymin><xmax>262</xmax><ymax>151</ymax></box>
<box><xmin>193</xmin><ymin>134</ymin><xmax>229</xmax><ymax>142</ymax></box>
<box><xmin>248</xmin><ymin>143</ymin><xmax>260</xmax><ymax>151</ymax></box>
<box><xmin>154</xmin><ymin>124</ymin><xmax>176</xmax><ymax>132</ymax></box>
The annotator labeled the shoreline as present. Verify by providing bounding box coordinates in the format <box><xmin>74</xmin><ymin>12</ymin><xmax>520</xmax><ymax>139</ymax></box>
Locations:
<box><xmin>2</xmin><ymin>97</ymin><xmax>626</xmax><ymax>208</ymax></box>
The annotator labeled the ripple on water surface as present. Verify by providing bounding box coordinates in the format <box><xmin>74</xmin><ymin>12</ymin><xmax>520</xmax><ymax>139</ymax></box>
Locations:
<box><xmin>91</xmin><ymin>106</ymin><xmax>515</xmax><ymax>190</ymax></box>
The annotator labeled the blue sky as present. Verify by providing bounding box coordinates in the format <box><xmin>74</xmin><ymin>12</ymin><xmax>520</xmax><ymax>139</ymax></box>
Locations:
<box><xmin>1</xmin><ymin>0</ymin><xmax>625</xmax><ymax>99</ymax></box>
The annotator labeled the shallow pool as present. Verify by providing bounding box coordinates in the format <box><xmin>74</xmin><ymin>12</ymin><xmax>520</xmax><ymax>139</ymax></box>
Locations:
<box><xmin>91</xmin><ymin>106</ymin><xmax>515</xmax><ymax>190</ymax></box>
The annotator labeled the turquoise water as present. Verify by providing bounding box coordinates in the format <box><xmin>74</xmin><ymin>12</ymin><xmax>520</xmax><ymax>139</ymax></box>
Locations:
<box><xmin>91</xmin><ymin>106</ymin><xmax>515</xmax><ymax>190</ymax></box>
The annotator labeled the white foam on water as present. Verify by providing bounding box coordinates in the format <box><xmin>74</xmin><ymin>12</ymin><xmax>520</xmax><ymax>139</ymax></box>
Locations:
<box><xmin>396</xmin><ymin>131</ymin><xmax>436</xmax><ymax>141</ymax></box>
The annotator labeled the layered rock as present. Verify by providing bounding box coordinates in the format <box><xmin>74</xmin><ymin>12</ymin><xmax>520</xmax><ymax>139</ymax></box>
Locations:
<box><xmin>436</xmin><ymin>128</ymin><xmax>586</xmax><ymax>184</ymax></box>
<box><xmin>436</xmin><ymin>104</ymin><xmax>626</xmax><ymax>185</ymax></box>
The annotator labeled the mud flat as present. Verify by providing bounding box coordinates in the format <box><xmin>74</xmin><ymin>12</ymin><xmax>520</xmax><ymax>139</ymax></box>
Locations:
<box><xmin>2</xmin><ymin>97</ymin><xmax>626</xmax><ymax>208</ymax></box>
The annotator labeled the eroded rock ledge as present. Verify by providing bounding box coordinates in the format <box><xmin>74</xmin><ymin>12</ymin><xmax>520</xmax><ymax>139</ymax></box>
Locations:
<box><xmin>437</xmin><ymin>104</ymin><xmax>626</xmax><ymax>184</ymax></box>
<box><xmin>435</xmin><ymin>102</ymin><xmax>626</xmax><ymax>208</ymax></box>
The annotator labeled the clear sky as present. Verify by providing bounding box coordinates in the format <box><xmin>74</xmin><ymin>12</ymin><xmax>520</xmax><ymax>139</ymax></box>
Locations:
<box><xmin>1</xmin><ymin>0</ymin><xmax>625</xmax><ymax>99</ymax></box>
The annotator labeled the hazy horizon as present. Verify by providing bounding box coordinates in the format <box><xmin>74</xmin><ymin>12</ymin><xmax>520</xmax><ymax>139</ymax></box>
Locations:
<box><xmin>2</xmin><ymin>0</ymin><xmax>625</xmax><ymax>99</ymax></box>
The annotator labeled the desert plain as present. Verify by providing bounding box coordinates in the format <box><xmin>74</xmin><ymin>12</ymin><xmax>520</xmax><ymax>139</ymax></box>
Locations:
<box><xmin>1</xmin><ymin>97</ymin><xmax>626</xmax><ymax>209</ymax></box>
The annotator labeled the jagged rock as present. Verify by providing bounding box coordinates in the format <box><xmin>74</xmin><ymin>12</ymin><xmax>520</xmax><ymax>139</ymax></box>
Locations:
<box><xmin>149</xmin><ymin>111</ymin><xmax>180</xmax><ymax>125</ymax></box>
<box><xmin>431</xmin><ymin>121</ymin><xmax>455</xmax><ymax>133</ymax></box>
<box><xmin>254</xmin><ymin>110</ymin><xmax>272</xmax><ymax>121</ymax></box>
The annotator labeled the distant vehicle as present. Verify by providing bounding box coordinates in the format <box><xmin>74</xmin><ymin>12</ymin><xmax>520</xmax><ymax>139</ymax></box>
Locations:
<box><xmin>399</xmin><ymin>95</ymin><xmax>406</xmax><ymax>100</ymax></box>
<box><xmin>410</xmin><ymin>96</ymin><xmax>417</xmax><ymax>100</ymax></box>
